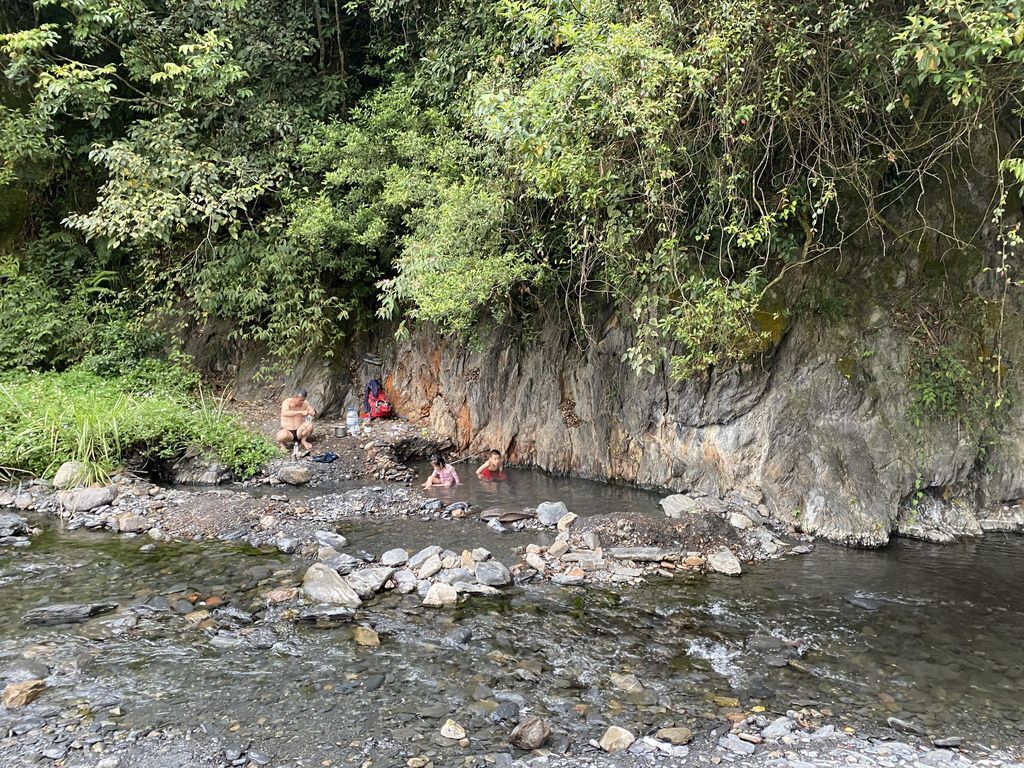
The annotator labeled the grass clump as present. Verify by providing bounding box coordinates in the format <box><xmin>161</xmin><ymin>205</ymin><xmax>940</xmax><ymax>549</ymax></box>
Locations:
<box><xmin>0</xmin><ymin>365</ymin><xmax>275</xmax><ymax>484</ymax></box>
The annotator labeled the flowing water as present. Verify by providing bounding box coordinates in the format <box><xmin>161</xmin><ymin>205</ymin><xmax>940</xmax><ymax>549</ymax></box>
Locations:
<box><xmin>2</xmin><ymin>470</ymin><xmax>1023</xmax><ymax>766</ymax></box>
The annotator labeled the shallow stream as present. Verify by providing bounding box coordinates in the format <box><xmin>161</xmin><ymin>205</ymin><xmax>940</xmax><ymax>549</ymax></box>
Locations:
<box><xmin>2</xmin><ymin>469</ymin><xmax>1023</xmax><ymax>766</ymax></box>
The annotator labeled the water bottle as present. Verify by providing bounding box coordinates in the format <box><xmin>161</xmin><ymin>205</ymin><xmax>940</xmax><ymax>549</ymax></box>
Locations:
<box><xmin>346</xmin><ymin>406</ymin><xmax>358</xmax><ymax>431</ymax></box>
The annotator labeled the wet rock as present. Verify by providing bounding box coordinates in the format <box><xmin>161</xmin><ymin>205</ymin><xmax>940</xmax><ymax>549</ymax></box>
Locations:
<box><xmin>492</xmin><ymin>701</ymin><xmax>521</xmax><ymax>724</ymax></box>
<box><xmin>393</xmin><ymin>569</ymin><xmax>418</xmax><ymax>594</ymax></box>
<box><xmin>42</xmin><ymin>745</ymin><xmax>68</xmax><ymax>760</ymax></box>
<box><xmin>422</xmin><ymin>583</ymin><xmax>458</xmax><ymax>608</ymax></box>
<box><xmin>536</xmin><ymin>501</ymin><xmax>569</xmax><ymax>526</ymax></box>
<box><xmin>2</xmin><ymin>679</ymin><xmax>46</xmax><ymax>708</ymax></box>
<box><xmin>3</xmin><ymin>659</ymin><xmax>49</xmax><ymax>683</ymax></box>
<box><xmin>298</xmin><ymin>605</ymin><xmax>354</xmax><ymax>623</ymax></box>
<box><xmin>301</xmin><ymin>564</ymin><xmax>362</xmax><ymax>607</ymax></box>
<box><xmin>846</xmin><ymin>594</ymin><xmax>882</xmax><ymax>610</ymax></box>
<box><xmin>887</xmin><ymin>716</ymin><xmax>925</xmax><ymax>735</ymax></box>
<box><xmin>23</xmin><ymin>602</ymin><xmax>117</xmax><ymax>626</ymax></box>
<box><xmin>265</xmin><ymin>587</ymin><xmax>298</xmax><ymax>604</ymax></box>
<box><xmin>354</xmin><ymin>626</ymin><xmax>380</xmax><ymax>646</ymax></box>
<box><xmin>609</xmin><ymin>672</ymin><xmax>643</xmax><ymax>693</ymax></box>
<box><xmin>345</xmin><ymin>567</ymin><xmax>395</xmax><ymax>598</ymax></box>
<box><xmin>474</xmin><ymin>560</ymin><xmax>511</xmax><ymax>586</ymax></box>
<box><xmin>0</xmin><ymin>511</ymin><xmax>29</xmax><ymax>538</ymax></box>
<box><xmin>381</xmin><ymin>548</ymin><xmax>409</xmax><ymax>566</ymax></box>
<box><xmin>57</xmin><ymin>486</ymin><xmax>116</xmax><ymax>513</ymax></box>
<box><xmin>277</xmin><ymin>465</ymin><xmax>312</xmax><ymax>485</ymax></box>
<box><xmin>275</xmin><ymin>537</ymin><xmax>300</xmax><ymax>554</ymax></box>
<box><xmin>453</xmin><ymin>582</ymin><xmax>501</xmax><ymax>595</ymax></box>
<box><xmin>656</xmin><ymin>727</ymin><xmax>692</xmax><ymax>745</ymax></box>
<box><xmin>933</xmin><ymin>737</ymin><xmax>963</xmax><ymax>748</ymax></box>
<box><xmin>599</xmin><ymin>725</ymin><xmax>635</xmax><ymax>753</ymax></box>
<box><xmin>707</xmin><ymin>548</ymin><xmax>742</xmax><ymax>576</ymax></box>
<box><xmin>471</xmin><ymin>548</ymin><xmax>491</xmax><ymax>561</ymax></box>
<box><xmin>314</xmin><ymin>530</ymin><xmax>348</xmax><ymax>549</ymax></box>
<box><xmin>53</xmin><ymin>461</ymin><xmax>89</xmax><ymax>489</ymax></box>
<box><xmin>323</xmin><ymin>552</ymin><xmax>360</xmax><ymax>575</ymax></box>
<box><xmin>510</xmin><ymin>716</ymin><xmax>550</xmax><ymax>749</ymax></box>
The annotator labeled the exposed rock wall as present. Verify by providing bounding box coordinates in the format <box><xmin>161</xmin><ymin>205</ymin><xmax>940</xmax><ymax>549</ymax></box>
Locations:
<box><xmin>222</xmin><ymin>299</ymin><xmax>1024</xmax><ymax>547</ymax></box>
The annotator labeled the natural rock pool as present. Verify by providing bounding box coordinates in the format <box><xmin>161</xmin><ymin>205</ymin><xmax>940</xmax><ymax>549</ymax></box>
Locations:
<box><xmin>1</xmin><ymin>468</ymin><xmax>1023</xmax><ymax>767</ymax></box>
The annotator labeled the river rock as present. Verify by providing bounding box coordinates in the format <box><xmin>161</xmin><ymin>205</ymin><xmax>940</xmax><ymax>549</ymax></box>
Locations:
<box><xmin>556</xmin><ymin>512</ymin><xmax>578</xmax><ymax>530</ymax></box>
<box><xmin>729</xmin><ymin>511</ymin><xmax>755</xmax><ymax>529</ymax></box>
<box><xmin>719</xmin><ymin>734</ymin><xmax>756</xmax><ymax>755</ymax></box>
<box><xmin>440</xmin><ymin>719</ymin><xmax>466</xmax><ymax>740</ymax></box>
<box><xmin>345</xmin><ymin>567</ymin><xmax>395</xmax><ymax>598</ymax></box>
<box><xmin>609</xmin><ymin>672</ymin><xmax>643</xmax><ymax>693</ymax></box>
<box><xmin>277</xmin><ymin>465</ymin><xmax>312</xmax><ymax>485</ymax></box>
<box><xmin>417</xmin><ymin>553</ymin><xmax>442</xmax><ymax>579</ymax></box>
<box><xmin>314</xmin><ymin>530</ymin><xmax>348</xmax><ymax>549</ymax></box>
<box><xmin>510</xmin><ymin>716</ymin><xmax>550</xmax><ymax>749</ymax></box>
<box><xmin>708</xmin><ymin>548</ymin><xmax>742</xmax><ymax>575</ymax></box>
<box><xmin>607</xmin><ymin>547</ymin><xmax>681</xmax><ymax>562</ymax></box>
<box><xmin>547</xmin><ymin>539</ymin><xmax>569</xmax><ymax>558</ymax></box>
<box><xmin>660</xmin><ymin>494</ymin><xmax>699</xmax><ymax>518</ymax></box>
<box><xmin>408</xmin><ymin>545</ymin><xmax>442</xmax><ymax>569</ymax></box>
<box><xmin>381</xmin><ymin>548</ymin><xmax>409</xmax><ymax>566</ymax></box>
<box><xmin>115</xmin><ymin>513</ymin><xmax>150</xmax><ymax>534</ymax></box>
<box><xmin>599</xmin><ymin>726</ymin><xmax>635</xmax><ymax>752</ymax></box>
<box><xmin>58</xmin><ymin>486</ymin><xmax>116</xmax><ymax>512</ymax></box>
<box><xmin>472</xmin><ymin>548</ymin><xmax>491</xmax><ymax>561</ymax></box>
<box><xmin>474</xmin><ymin>560</ymin><xmax>511</xmax><ymax>586</ymax></box>
<box><xmin>2</xmin><ymin>680</ymin><xmax>45</xmax><ymax>708</ymax></box>
<box><xmin>323</xmin><ymin>552</ymin><xmax>360</xmax><ymax>574</ymax></box>
<box><xmin>393</xmin><ymin>569</ymin><xmax>418</xmax><ymax>594</ymax></box>
<box><xmin>656</xmin><ymin>727</ymin><xmax>693</xmax><ymax>745</ymax></box>
<box><xmin>422</xmin><ymin>582</ymin><xmax>458</xmax><ymax>608</ymax></box>
<box><xmin>0</xmin><ymin>512</ymin><xmax>28</xmax><ymax>538</ymax></box>
<box><xmin>170</xmin><ymin>453</ymin><xmax>232</xmax><ymax>484</ymax></box>
<box><xmin>536</xmin><ymin>501</ymin><xmax>569</xmax><ymax>526</ymax></box>
<box><xmin>762</xmin><ymin>716</ymin><xmax>794</xmax><ymax>740</ymax></box>
<box><xmin>53</xmin><ymin>461</ymin><xmax>89</xmax><ymax>489</ymax></box>
<box><xmin>23</xmin><ymin>602</ymin><xmax>117</xmax><ymax>626</ymax></box>
<box><xmin>354</xmin><ymin>626</ymin><xmax>380</xmax><ymax>646</ymax></box>
<box><xmin>301</xmin><ymin>564</ymin><xmax>361</xmax><ymax>607</ymax></box>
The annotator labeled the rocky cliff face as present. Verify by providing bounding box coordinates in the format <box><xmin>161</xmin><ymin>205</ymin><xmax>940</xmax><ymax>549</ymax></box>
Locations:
<box><xmin>223</xmin><ymin>292</ymin><xmax>1024</xmax><ymax>547</ymax></box>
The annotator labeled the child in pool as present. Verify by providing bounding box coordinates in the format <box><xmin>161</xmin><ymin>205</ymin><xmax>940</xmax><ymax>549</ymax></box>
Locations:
<box><xmin>422</xmin><ymin>453</ymin><xmax>460</xmax><ymax>488</ymax></box>
<box><xmin>475</xmin><ymin>449</ymin><xmax>507</xmax><ymax>481</ymax></box>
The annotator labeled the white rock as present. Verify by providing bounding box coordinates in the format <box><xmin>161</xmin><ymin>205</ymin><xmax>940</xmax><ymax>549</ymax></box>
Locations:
<box><xmin>53</xmin><ymin>461</ymin><xmax>89</xmax><ymax>490</ymax></box>
<box><xmin>381</xmin><ymin>548</ymin><xmax>409</xmax><ymax>566</ymax></box>
<box><xmin>417</xmin><ymin>553</ymin><xmax>442</xmax><ymax>579</ymax></box>
<box><xmin>729</xmin><ymin>512</ymin><xmax>754</xmax><ymax>530</ymax></box>
<box><xmin>57</xmin><ymin>486</ymin><xmax>116</xmax><ymax>512</ymax></box>
<box><xmin>439</xmin><ymin>719</ymin><xmax>466</xmax><ymax>740</ymax></box>
<box><xmin>536</xmin><ymin>501</ymin><xmax>569</xmax><ymax>526</ymax></box>
<box><xmin>422</xmin><ymin>582</ymin><xmax>458</xmax><ymax>608</ymax></box>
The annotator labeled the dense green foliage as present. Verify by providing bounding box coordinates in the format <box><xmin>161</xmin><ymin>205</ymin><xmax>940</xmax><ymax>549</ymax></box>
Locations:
<box><xmin>0</xmin><ymin>366</ymin><xmax>275</xmax><ymax>482</ymax></box>
<box><xmin>2</xmin><ymin>0</ymin><xmax>1022</xmax><ymax>380</ymax></box>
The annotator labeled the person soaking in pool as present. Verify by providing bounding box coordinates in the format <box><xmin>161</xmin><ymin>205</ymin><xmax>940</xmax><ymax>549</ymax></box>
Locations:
<box><xmin>275</xmin><ymin>387</ymin><xmax>316</xmax><ymax>452</ymax></box>
<box><xmin>475</xmin><ymin>449</ymin><xmax>507</xmax><ymax>480</ymax></box>
<box><xmin>422</xmin><ymin>453</ymin><xmax>460</xmax><ymax>488</ymax></box>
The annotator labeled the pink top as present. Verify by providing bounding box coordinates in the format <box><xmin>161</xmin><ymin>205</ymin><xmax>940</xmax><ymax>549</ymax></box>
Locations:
<box><xmin>431</xmin><ymin>465</ymin><xmax>460</xmax><ymax>485</ymax></box>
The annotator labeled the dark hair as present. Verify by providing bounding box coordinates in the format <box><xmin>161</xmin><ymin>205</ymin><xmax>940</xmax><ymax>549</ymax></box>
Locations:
<box><xmin>489</xmin><ymin>449</ymin><xmax>501</xmax><ymax>457</ymax></box>
<box><xmin>295</xmin><ymin>387</ymin><xmax>308</xmax><ymax>398</ymax></box>
<box><xmin>429</xmin><ymin>453</ymin><xmax>446</xmax><ymax>466</ymax></box>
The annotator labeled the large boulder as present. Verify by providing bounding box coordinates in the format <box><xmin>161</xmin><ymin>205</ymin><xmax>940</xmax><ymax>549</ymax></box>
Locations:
<box><xmin>57</xmin><ymin>486</ymin><xmax>116</xmax><ymax>513</ymax></box>
<box><xmin>536</xmin><ymin>501</ymin><xmax>569</xmax><ymax>526</ymax></box>
<box><xmin>301</xmin><ymin>564</ymin><xmax>361</xmax><ymax>607</ymax></box>
<box><xmin>52</xmin><ymin>461</ymin><xmax>89</xmax><ymax>490</ymax></box>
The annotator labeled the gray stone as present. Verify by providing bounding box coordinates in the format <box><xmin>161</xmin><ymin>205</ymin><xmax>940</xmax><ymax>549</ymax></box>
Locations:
<box><xmin>57</xmin><ymin>486</ymin><xmax>116</xmax><ymax>513</ymax></box>
<box><xmin>301</xmin><ymin>563</ymin><xmax>361</xmax><ymax>607</ymax></box>
<box><xmin>509</xmin><ymin>716</ymin><xmax>550</xmax><ymax>749</ymax></box>
<box><xmin>23</xmin><ymin>602</ymin><xmax>118</xmax><ymax>626</ymax></box>
<box><xmin>381</xmin><ymin>548</ymin><xmax>409</xmax><ymax>566</ymax></box>
<box><xmin>323</xmin><ymin>552</ymin><xmax>360</xmax><ymax>574</ymax></box>
<box><xmin>718</xmin><ymin>734</ymin><xmax>756</xmax><ymax>755</ymax></box>
<box><xmin>345</xmin><ymin>567</ymin><xmax>395</xmax><ymax>598</ymax></box>
<box><xmin>313</xmin><ymin>530</ymin><xmax>348</xmax><ymax>549</ymax></box>
<box><xmin>393</xmin><ymin>569</ymin><xmax>418</xmax><ymax>594</ymax></box>
<box><xmin>471</xmin><ymin>547</ymin><xmax>491</xmax><ymax>561</ymax></box>
<box><xmin>762</xmin><ymin>716</ymin><xmax>794</xmax><ymax>740</ymax></box>
<box><xmin>115</xmin><ymin>514</ymin><xmax>150</xmax><ymax>534</ymax></box>
<box><xmin>607</xmin><ymin>547</ymin><xmax>681</xmax><ymax>562</ymax></box>
<box><xmin>408</xmin><ymin>545</ymin><xmax>442</xmax><ymax>569</ymax></box>
<box><xmin>276</xmin><ymin>537</ymin><xmax>300</xmax><ymax>554</ymax></box>
<box><xmin>277</xmin><ymin>465</ymin><xmax>312</xmax><ymax>485</ymax></box>
<box><xmin>932</xmin><ymin>737</ymin><xmax>963</xmax><ymax>748</ymax></box>
<box><xmin>417</xmin><ymin>553</ymin><xmax>443</xmax><ymax>579</ymax></box>
<box><xmin>707</xmin><ymin>547</ymin><xmax>742</xmax><ymax>576</ymax></box>
<box><xmin>536</xmin><ymin>501</ymin><xmax>569</xmax><ymax>526</ymax></box>
<box><xmin>53</xmin><ymin>461</ymin><xmax>89</xmax><ymax>489</ymax></box>
<box><xmin>474</xmin><ymin>560</ymin><xmax>511</xmax><ymax>586</ymax></box>
<box><xmin>729</xmin><ymin>511</ymin><xmax>755</xmax><ymax>529</ymax></box>
<box><xmin>0</xmin><ymin>511</ymin><xmax>28</xmax><ymax>538</ymax></box>
<box><xmin>452</xmin><ymin>581</ymin><xmax>501</xmax><ymax>595</ymax></box>
<box><xmin>660</xmin><ymin>494</ymin><xmax>700</xmax><ymax>518</ymax></box>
